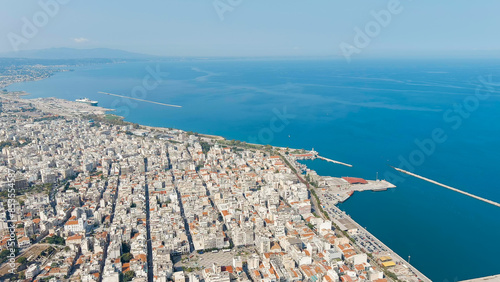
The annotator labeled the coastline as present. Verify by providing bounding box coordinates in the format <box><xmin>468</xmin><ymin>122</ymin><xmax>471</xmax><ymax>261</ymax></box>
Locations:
<box><xmin>331</xmin><ymin>205</ymin><xmax>431</xmax><ymax>282</ymax></box>
<box><xmin>7</xmin><ymin>94</ymin><xmax>435</xmax><ymax>281</ymax></box>
<box><xmin>2</xmin><ymin>58</ymin><xmax>500</xmax><ymax>281</ymax></box>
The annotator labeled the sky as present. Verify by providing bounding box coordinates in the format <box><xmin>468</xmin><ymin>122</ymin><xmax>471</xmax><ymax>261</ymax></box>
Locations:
<box><xmin>1</xmin><ymin>0</ymin><xmax>500</xmax><ymax>58</ymax></box>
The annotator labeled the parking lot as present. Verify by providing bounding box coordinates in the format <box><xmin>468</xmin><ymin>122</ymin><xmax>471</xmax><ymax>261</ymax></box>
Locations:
<box><xmin>351</xmin><ymin>232</ymin><xmax>388</xmax><ymax>254</ymax></box>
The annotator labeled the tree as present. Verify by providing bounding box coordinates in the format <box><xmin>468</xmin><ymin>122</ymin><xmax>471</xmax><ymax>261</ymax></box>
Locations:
<box><xmin>0</xmin><ymin>249</ymin><xmax>10</xmax><ymax>261</ymax></box>
<box><xmin>200</xmin><ymin>141</ymin><xmax>211</xmax><ymax>154</ymax></box>
<box><xmin>121</xmin><ymin>253</ymin><xmax>133</xmax><ymax>263</ymax></box>
<box><xmin>16</xmin><ymin>257</ymin><xmax>27</xmax><ymax>264</ymax></box>
<box><xmin>44</xmin><ymin>235</ymin><xmax>65</xmax><ymax>245</ymax></box>
<box><xmin>123</xmin><ymin>270</ymin><xmax>135</xmax><ymax>282</ymax></box>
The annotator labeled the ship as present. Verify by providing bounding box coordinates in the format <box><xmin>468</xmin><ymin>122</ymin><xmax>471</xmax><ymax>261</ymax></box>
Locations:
<box><xmin>76</xmin><ymin>98</ymin><xmax>98</xmax><ymax>106</ymax></box>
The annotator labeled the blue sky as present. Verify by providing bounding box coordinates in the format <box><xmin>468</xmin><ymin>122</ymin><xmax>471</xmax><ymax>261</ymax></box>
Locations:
<box><xmin>1</xmin><ymin>0</ymin><xmax>499</xmax><ymax>57</ymax></box>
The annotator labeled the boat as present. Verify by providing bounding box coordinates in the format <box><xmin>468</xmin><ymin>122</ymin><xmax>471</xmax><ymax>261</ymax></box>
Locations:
<box><xmin>76</xmin><ymin>98</ymin><xmax>98</xmax><ymax>106</ymax></box>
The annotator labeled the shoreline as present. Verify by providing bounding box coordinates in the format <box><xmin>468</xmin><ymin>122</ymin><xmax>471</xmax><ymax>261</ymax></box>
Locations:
<box><xmin>11</xmin><ymin>94</ymin><xmax>434</xmax><ymax>281</ymax></box>
<box><xmin>0</xmin><ymin>60</ymin><xmax>496</xmax><ymax>280</ymax></box>
<box><xmin>331</xmin><ymin>205</ymin><xmax>432</xmax><ymax>282</ymax></box>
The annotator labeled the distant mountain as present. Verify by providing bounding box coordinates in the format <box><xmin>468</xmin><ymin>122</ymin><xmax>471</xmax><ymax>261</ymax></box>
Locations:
<box><xmin>0</xmin><ymin>48</ymin><xmax>161</xmax><ymax>60</ymax></box>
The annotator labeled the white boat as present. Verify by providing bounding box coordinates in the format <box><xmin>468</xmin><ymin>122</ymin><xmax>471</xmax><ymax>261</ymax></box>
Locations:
<box><xmin>76</xmin><ymin>98</ymin><xmax>98</xmax><ymax>106</ymax></box>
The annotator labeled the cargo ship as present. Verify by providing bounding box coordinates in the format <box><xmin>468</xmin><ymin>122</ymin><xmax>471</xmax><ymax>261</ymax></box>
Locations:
<box><xmin>76</xmin><ymin>98</ymin><xmax>98</xmax><ymax>106</ymax></box>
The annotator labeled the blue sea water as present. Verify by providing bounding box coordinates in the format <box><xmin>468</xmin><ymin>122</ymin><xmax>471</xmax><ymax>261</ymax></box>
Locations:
<box><xmin>7</xmin><ymin>58</ymin><xmax>500</xmax><ymax>281</ymax></box>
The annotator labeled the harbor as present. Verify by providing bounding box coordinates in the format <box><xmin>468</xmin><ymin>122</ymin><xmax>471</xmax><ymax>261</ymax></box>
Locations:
<box><xmin>327</xmin><ymin>205</ymin><xmax>432</xmax><ymax>282</ymax></box>
<box><xmin>313</xmin><ymin>175</ymin><xmax>396</xmax><ymax>205</ymax></box>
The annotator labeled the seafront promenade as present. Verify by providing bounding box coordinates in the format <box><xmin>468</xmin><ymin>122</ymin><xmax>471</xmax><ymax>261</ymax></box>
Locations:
<box><xmin>283</xmin><ymin>152</ymin><xmax>429</xmax><ymax>281</ymax></box>
<box><xmin>330</xmin><ymin>205</ymin><xmax>432</xmax><ymax>282</ymax></box>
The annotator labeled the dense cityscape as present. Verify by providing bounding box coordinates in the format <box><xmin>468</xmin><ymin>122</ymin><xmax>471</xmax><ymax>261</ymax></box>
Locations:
<box><xmin>0</xmin><ymin>95</ymin><xmax>433</xmax><ymax>282</ymax></box>
<box><xmin>2</xmin><ymin>1</ymin><xmax>500</xmax><ymax>280</ymax></box>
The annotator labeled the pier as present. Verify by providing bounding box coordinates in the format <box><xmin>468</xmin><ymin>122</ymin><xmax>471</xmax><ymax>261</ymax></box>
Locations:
<box><xmin>98</xmin><ymin>91</ymin><xmax>182</xmax><ymax>108</ymax></box>
<box><xmin>460</xmin><ymin>274</ymin><xmax>500</xmax><ymax>281</ymax></box>
<box><xmin>317</xmin><ymin>156</ymin><xmax>353</xmax><ymax>167</ymax></box>
<box><xmin>392</xmin><ymin>166</ymin><xmax>500</xmax><ymax>208</ymax></box>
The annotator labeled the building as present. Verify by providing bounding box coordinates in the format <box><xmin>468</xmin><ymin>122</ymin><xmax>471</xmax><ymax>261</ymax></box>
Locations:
<box><xmin>25</xmin><ymin>264</ymin><xmax>40</xmax><ymax>279</ymax></box>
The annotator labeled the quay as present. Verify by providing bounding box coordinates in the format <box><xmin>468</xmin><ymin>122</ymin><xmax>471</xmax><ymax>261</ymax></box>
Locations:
<box><xmin>318</xmin><ymin>177</ymin><xmax>396</xmax><ymax>205</ymax></box>
<box><xmin>330</xmin><ymin>205</ymin><xmax>433</xmax><ymax>282</ymax></box>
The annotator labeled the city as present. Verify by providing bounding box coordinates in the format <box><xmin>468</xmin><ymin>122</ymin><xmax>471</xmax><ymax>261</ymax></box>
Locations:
<box><xmin>0</xmin><ymin>95</ymin><xmax>431</xmax><ymax>282</ymax></box>
<box><xmin>2</xmin><ymin>2</ymin><xmax>500</xmax><ymax>281</ymax></box>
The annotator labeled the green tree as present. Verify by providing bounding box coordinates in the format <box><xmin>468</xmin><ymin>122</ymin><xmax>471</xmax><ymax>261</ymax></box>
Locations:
<box><xmin>16</xmin><ymin>257</ymin><xmax>27</xmax><ymax>264</ymax></box>
<box><xmin>200</xmin><ymin>142</ymin><xmax>211</xmax><ymax>154</ymax></box>
<box><xmin>0</xmin><ymin>249</ymin><xmax>10</xmax><ymax>261</ymax></box>
<box><xmin>44</xmin><ymin>235</ymin><xmax>65</xmax><ymax>245</ymax></box>
<box><xmin>121</xmin><ymin>253</ymin><xmax>133</xmax><ymax>263</ymax></box>
<box><xmin>123</xmin><ymin>270</ymin><xmax>135</xmax><ymax>282</ymax></box>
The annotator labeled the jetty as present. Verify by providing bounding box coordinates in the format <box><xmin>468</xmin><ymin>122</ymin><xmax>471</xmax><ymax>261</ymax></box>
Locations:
<box><xmin>317</xmin><ymin>156</ymin><xmax>353</xmax><ymax>167</ymax></box>
<box><xmin>98</xmin><ymin>91</ymin><xmax>182</xmax><ymax>108</ymax></box>
<box><xmin>460</xmin><ymin>274</ymin><xmax>500</xmax><ymax>281</ymax></box>
<box><xmin>392</xmin><ymin>166</ymin><xmax>500</xmax><ymax>208</ymax></box>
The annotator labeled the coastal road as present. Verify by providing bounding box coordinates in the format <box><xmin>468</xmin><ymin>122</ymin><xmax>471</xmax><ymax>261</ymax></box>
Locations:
<box><xmin>279</xmin><ymin>153</ymin><xmax>328</xmax><ymax>221</ymax></box>
<box><xmin>330</xmin><ymin>205</ymin><xmax>432</xmax><ymax>282</ymax></box>
<box><xmin>282</xmin><ymin>152</ymin><xmax>431</xmax><ymax>282</ymax></box>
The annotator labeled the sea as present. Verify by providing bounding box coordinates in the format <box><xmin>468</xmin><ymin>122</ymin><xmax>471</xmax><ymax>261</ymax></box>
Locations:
<box><xmin>7</xmin><ymin>58</ymin><xmax>500</xmax><ymax>281</ymax></box>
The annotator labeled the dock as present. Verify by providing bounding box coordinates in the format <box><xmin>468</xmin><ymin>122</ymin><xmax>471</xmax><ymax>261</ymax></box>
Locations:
<box><xmin>392</xmin><ymin>166</ymin><xmax>500</xmax><ymax>208</ymax></box>
<box><xmin>319</xmin><ymin>177</ymin><xmax>395</xmax><ymax>205</ymax></box>
<box><xmin>317</xmin><ymin>156</ymin><xmax>353</xmax><ymax>167</ymax></box>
